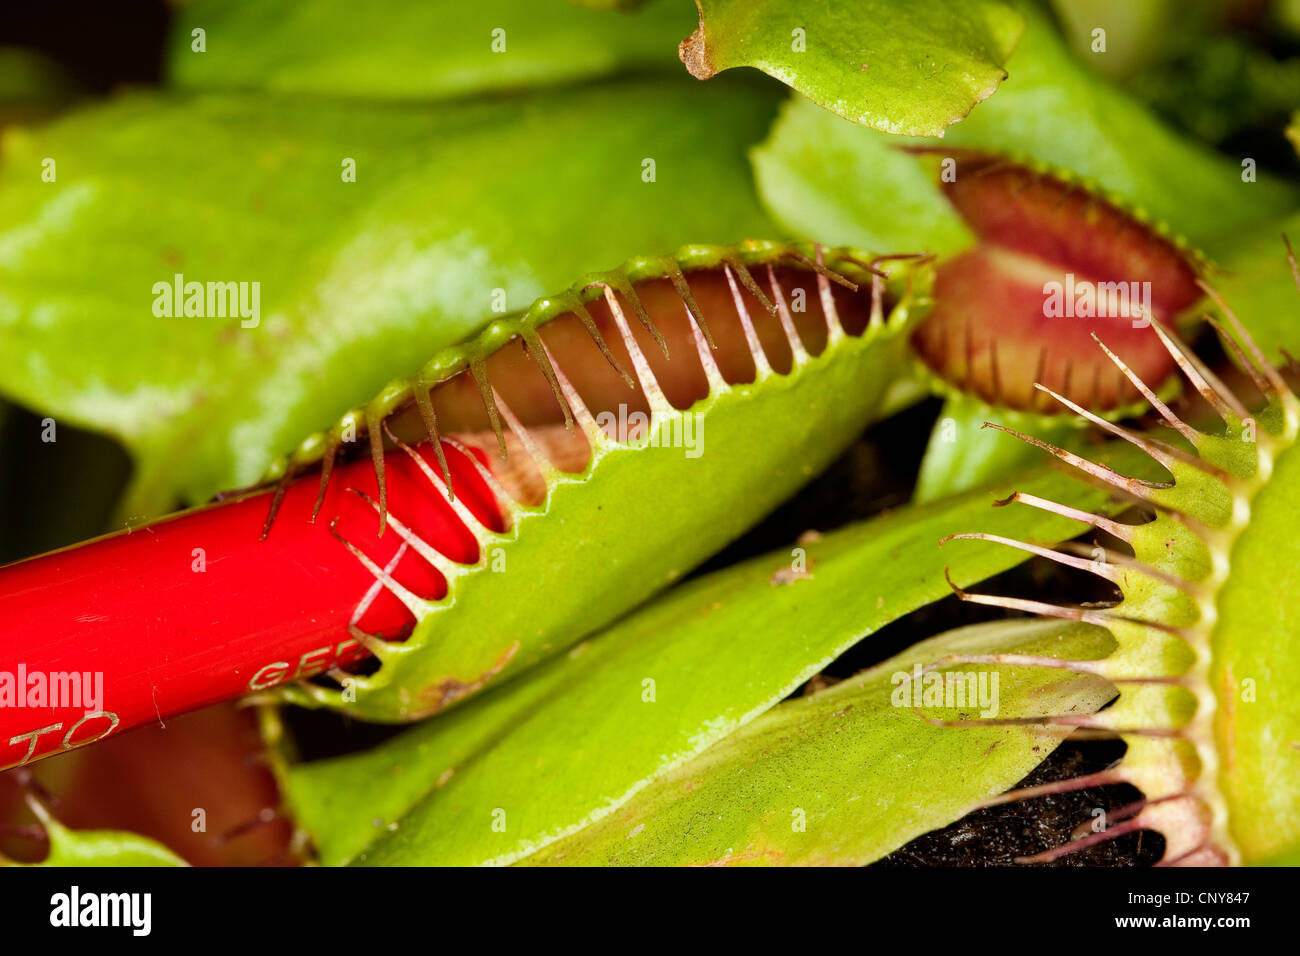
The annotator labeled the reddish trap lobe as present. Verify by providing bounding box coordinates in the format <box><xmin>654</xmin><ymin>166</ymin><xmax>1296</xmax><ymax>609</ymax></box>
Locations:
<box><xmin>0</xmin><ymin>441</ymin><xmax>502</xmax><ymax>770</ymax></box>
<box><xmin>911</xmin><ymin>154</ymin><xmax>1204</xmax><ymax>411</ymax></box>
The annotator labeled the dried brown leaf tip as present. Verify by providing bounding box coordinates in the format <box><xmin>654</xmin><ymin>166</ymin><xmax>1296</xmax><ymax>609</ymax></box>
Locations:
<box><xmin>678</xmin><ymin>24</ymin><xmax>715</xmax><ymax>79</ymax></box>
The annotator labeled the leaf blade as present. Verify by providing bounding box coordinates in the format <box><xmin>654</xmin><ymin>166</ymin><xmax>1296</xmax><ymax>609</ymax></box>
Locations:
<box><xmin>169</xmin><ymin>0</ymin><xmax>696</xmax><ymax>99</ymax></box>
<box><xmin>0</xmin><ymin>79</ymin><xmax>780</xmax><ymax>514</ymax></box>
<box><xmin>287</xmin><ymin>449</ymin><xmax>1140</xmax><ymax>866</ymax></box>
<box><xmin>752</xmin><ymin>5</ymin><xmax>1297</xmax><ymax>251</ymax></box>
<box><xmin>681</xmin><ymin>0</ymin><xmax>1024</xmax><ymax>136</ymax></box>
<box><xmin>526</xmin><ymin>617</ymin><xmax>1114</xmax><ymax>866</ymax></box>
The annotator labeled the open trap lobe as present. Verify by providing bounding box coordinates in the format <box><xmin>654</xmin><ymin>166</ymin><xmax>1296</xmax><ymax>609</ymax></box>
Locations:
<box><xmin>294</xmin><ymin>249</ymin><xmax>893</xmax><ymax>687</ymax></box>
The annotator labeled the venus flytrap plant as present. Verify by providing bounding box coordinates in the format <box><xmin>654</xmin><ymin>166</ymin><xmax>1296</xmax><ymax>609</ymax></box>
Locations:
<box><xmin>903</xmin><ymin>148</ymin><xmax>1209</xmax><ymax>501</ymax></box>
<box><xmin>748</xmin><ymin>0</ymin><xmax>1300</xmax><ymax>500</ymax></box>
<box><xmin>934</xmin><ymin>275</ymin><xmax>1300</xmax><ymax>865</ymax></box>
<box><xmin>273</xmin><ymin>240</ymin><xmax>930</xmax><ymax>723</ymax></box>
<box><xmin>0</xmin><ymin>0</ymin><xmax>999</xmax><ymax>861</ymax></box>
<box><xmin>4</xmin><ymin>0</ymin><xmax>1300</xmax><ymax>869</ymax></box>
<box><xmin>905</xmin><ymin>150</ymin><xmax>1207</xmax><ymax>414</ymax></box>
<box><xmin>0</xmin><ymin>241</ymin><xmax>930</xmax><ymax>765</ymax></box>
<box><xmin>753</xmin><ymin>3</ymin><xmax>1298</xmax><ymax>248</ymax></box>
<box><xmin>296</xmin><ymin>271</ymin><xmax>1300</xmax><ymax>868</ymax></box>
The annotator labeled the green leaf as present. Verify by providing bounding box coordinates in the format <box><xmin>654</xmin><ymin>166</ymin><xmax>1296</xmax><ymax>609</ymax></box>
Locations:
<box><xmin>750</xmin><ymin>90</ymin><xmax>974</xmax><ymax>256</ymax></box>
<box><xmin>914</xmin><ymin>393</ymin><xmax>1082</xmax><ymax>504</ymax></box>
<box><xmin>168</xmin><ymin>0</ymin><xmax>696</xmax><ymax>99</ymax></box>
<box><xmin>1202</xmin><ymin>209</ymin><xmax>1300</xmax><ymax>364</ymax></box>
<box><xmin>679</xmin><ymin>0</ymin><xmax>1024</xmax><ymax>137</ymax></box>
<box><xmin>752</xmin><ymin>3</ymin><xmax>1297</xmax><ymax>251</ymax></box>
<box><xmin>4</xmin><ymin>799</ymin><xmax>186</xmax><ymax>867</ymax></box>
<box><xmin>287</xmin><ymin>451</ymin><xmax>1136</xmax><ymax>865</ymax></box>
<box><xmin>0</xmin><ymin>79</ymin><xmax>780</xmax><ymax>515</ymax></box>
<box><xmin>1208</xmin><ymin>414</ymin><xmax>1300</xmax><ymax>863</ymax></box>
<box><xmin>526</xmin><ymin>618</ymin><xmax>1114</xmax><ymax>866</ymax></box>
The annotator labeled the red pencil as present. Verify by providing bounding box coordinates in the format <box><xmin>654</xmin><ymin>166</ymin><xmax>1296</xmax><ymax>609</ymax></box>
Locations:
<box><xmin>0</xmin><ymin>440</ymin><xmax>502</xmax><ymax>770</ymax></box>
